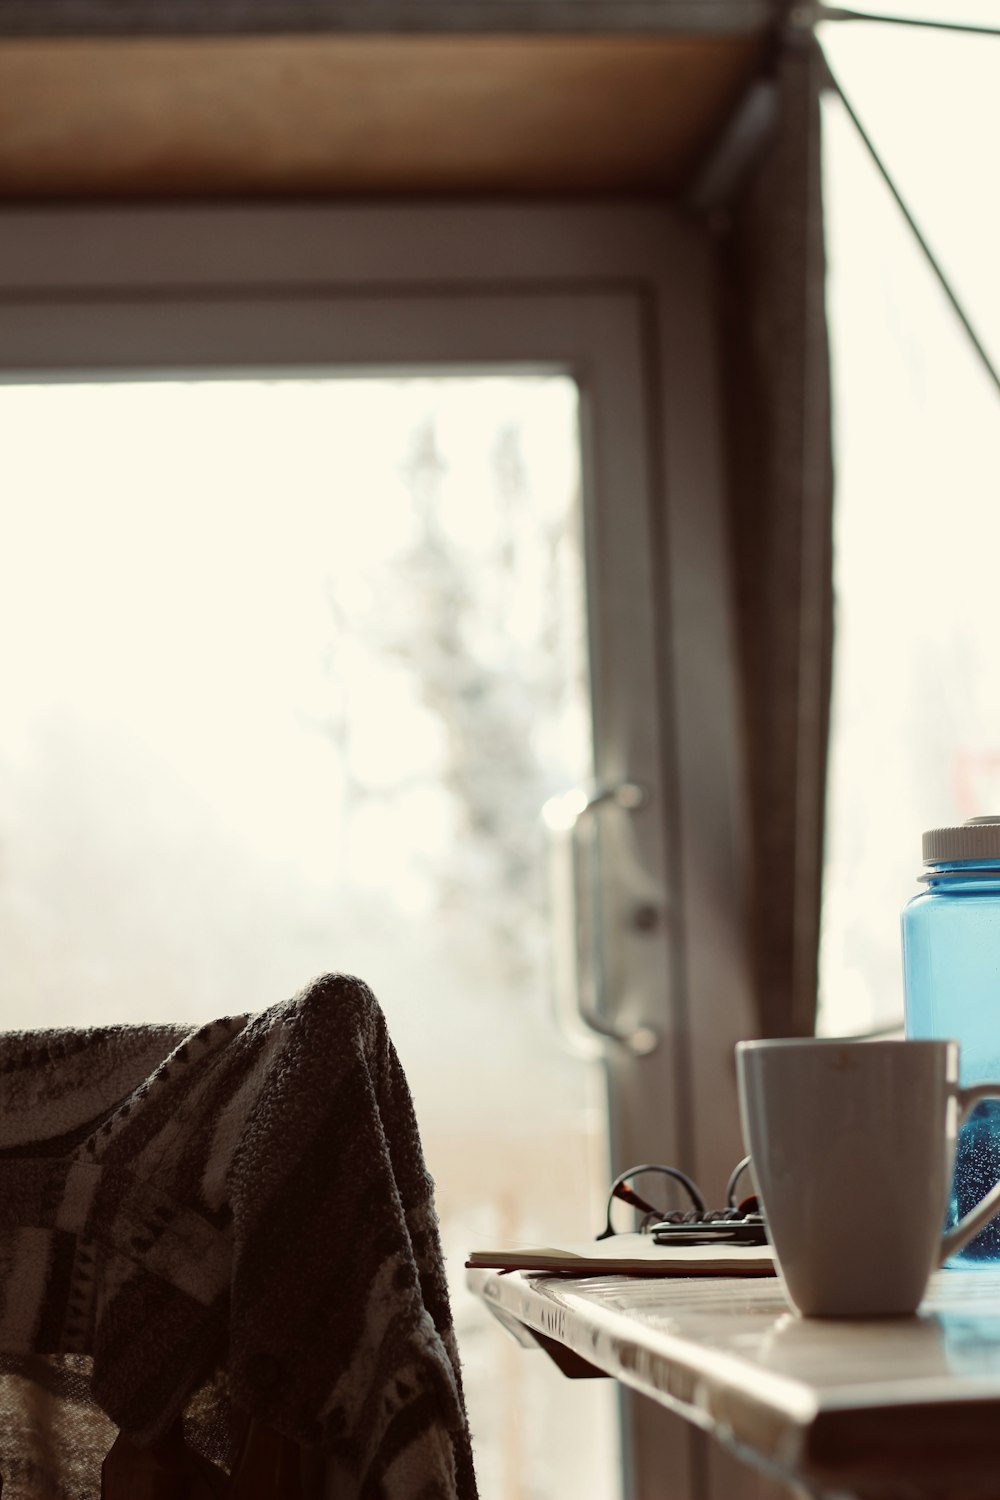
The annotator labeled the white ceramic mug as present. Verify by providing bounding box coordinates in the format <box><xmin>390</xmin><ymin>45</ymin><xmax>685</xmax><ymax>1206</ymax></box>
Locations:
<box><xmin>736</xmin><ymin>1038</ymin><xmax>1000</xmax><ymax>1318</ymax></box>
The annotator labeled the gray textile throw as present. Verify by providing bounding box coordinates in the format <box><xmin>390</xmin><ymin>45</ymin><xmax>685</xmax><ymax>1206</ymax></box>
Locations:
<box><xmin>0</xmin><ymin>973</ymin><xmax>478</xmax><ymax>1500</ymax></box>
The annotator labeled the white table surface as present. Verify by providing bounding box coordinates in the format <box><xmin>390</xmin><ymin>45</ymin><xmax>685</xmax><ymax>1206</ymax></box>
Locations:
<box><xmin>468</xmin><ymin>1263</ymin><xmax>1000</xmax><ymax>1499</ymax></box>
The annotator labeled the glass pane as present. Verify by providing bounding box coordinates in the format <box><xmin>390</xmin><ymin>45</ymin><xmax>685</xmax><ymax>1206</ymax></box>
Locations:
<box><xmin>817</xmin><ymin>22</ymin><xmax>1000</xmax><ymax>1035</ymax></box>
<box><xmin>0</xmin><ymin>375</ymin><xmax>619</xmax><ymax>1500</ymax></box>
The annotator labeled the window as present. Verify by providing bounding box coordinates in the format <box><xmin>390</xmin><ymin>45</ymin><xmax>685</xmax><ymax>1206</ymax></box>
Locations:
<box><xmin>818</xmin><ymin>6</ymin><xmax>1000</xmax><ymax>1036</ymax></box>
<box><xmin>0</xmin><ymin>201</ymin><xmax>755</xmax><ymax>1500</ymax></box>
<box><xmin>1</xmin><ymin>367</ymin><xmax>624</xmax><ymax>1499</ymax></box>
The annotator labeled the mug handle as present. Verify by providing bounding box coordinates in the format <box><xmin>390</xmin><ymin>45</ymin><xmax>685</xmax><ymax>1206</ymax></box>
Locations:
<box><xmin>939</xmin><ymin>1082</ymin><xmax>1000</xmax><ymax>1263</ymax></box>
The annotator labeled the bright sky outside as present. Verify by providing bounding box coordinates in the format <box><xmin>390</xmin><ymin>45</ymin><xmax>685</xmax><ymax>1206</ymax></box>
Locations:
<box><xmin>0</xmin><ymin>379</ymin><xmax>576</xmax><ymax>884</ymax></box>
<box><xmin>817</xmin><ymin>9</ymin><xmax>1000</xmax><ymax>1034</ymax></box>
<box><xmin>0</xmin><ymin>376</ymin><xmax>594</xmax><ymax>1121</ymax></box>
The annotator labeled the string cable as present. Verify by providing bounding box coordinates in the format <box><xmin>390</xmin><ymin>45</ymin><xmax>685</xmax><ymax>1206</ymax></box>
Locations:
<box><xmin>815</xmin><ymin>36</ymin><xmax>1000</xmax><ymax>401</ymax></box>
<box><xmin>803</xmin><ymin>6</ymin><xmax>1000</xmax><ymax>39</ymax></box>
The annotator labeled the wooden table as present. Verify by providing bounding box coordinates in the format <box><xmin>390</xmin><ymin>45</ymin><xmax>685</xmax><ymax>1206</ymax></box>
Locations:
<box><xmin>467</xmin><ymin>1264</ymin><xmax>1000</xmax><ymax>1499</ymax></box>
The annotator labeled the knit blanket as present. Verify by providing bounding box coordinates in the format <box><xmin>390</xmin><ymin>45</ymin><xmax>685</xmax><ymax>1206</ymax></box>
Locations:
<box><xmin>0</xmin><ymin>973</ymin><xmax>478</xmax><ymax>1500</ymax></box>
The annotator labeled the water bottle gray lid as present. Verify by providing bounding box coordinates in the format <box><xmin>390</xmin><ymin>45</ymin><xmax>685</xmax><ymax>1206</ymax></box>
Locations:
<box><xmin>923</xmin><ymin>816</ymin><xmax>1000</xmax><ymax>862</ymax></box>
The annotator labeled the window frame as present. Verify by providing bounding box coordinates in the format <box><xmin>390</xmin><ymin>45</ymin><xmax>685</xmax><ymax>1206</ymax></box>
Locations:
<box><xmin>0</xmin><ymin>199</ymin><xmax>757</xmax><ymax>1500</ymax></box>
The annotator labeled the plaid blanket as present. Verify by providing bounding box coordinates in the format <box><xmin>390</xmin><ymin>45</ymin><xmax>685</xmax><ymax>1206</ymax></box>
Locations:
<box><xmin>0</xmin><ymin>973</ymin><xmax>478</xmax><ymax>1500</ymax></box>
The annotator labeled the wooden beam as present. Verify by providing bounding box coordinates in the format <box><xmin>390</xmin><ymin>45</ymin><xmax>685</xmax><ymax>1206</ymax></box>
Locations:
<box><xmin>0</xmin><ymin>33</ymin><xmax>763</xmax><ymax>197</ymax></box>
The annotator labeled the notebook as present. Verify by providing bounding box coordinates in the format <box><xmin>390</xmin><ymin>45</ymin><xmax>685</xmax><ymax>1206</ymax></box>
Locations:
<box><xmin>465</xmin><ymin>1232</ymin><xmax>775</xmax><ymax>1276</ymax></box>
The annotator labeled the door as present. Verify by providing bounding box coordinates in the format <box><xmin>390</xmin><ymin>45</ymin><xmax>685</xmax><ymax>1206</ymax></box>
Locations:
<box><xmin>0</xmin><ymin>203</ymin><xmax>759</xmax><ymax>1500</ymax></box>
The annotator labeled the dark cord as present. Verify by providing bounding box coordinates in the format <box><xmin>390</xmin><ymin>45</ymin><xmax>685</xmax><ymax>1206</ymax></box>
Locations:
<box><xmin>725</xmin><ymin>1155</ymin><xmax>753</xmax><ymax>1208</ymax></box>
<box><xmin>597</xmin><ymin>1163</ymin><xmax>706</xmax><ymax>1240</ymax></box>
<box><xmin>811</xmin><ymin>6</ymin><xmax>1000</xmax><ymax>38</ymax></box>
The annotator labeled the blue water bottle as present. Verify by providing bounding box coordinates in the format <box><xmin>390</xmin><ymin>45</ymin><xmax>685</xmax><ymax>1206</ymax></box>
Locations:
<box><xmin>902</xmin><ymin>817</ymin><xmax>1000</xmax><ymax>1263</ymax></box>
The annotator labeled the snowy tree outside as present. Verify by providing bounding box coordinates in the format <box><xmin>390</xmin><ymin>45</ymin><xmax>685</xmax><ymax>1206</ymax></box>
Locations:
<box><xmin>0</xmin><ymin>374</ymin><xmax>618</xmax><ymax>1500</ymax></box>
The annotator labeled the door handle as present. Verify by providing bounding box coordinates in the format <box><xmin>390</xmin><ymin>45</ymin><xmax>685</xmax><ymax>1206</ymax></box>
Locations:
<box><xmin>542</xmin><ymin>781</ymin><xmax>659</xmax><ymax>1058</ymax></box>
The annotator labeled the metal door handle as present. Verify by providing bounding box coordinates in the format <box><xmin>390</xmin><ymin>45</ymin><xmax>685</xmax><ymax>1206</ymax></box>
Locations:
<box><xmin>542</xmin><ymin>781</ymin><xmax>659</xmax><ymax>1058</ymax></box>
